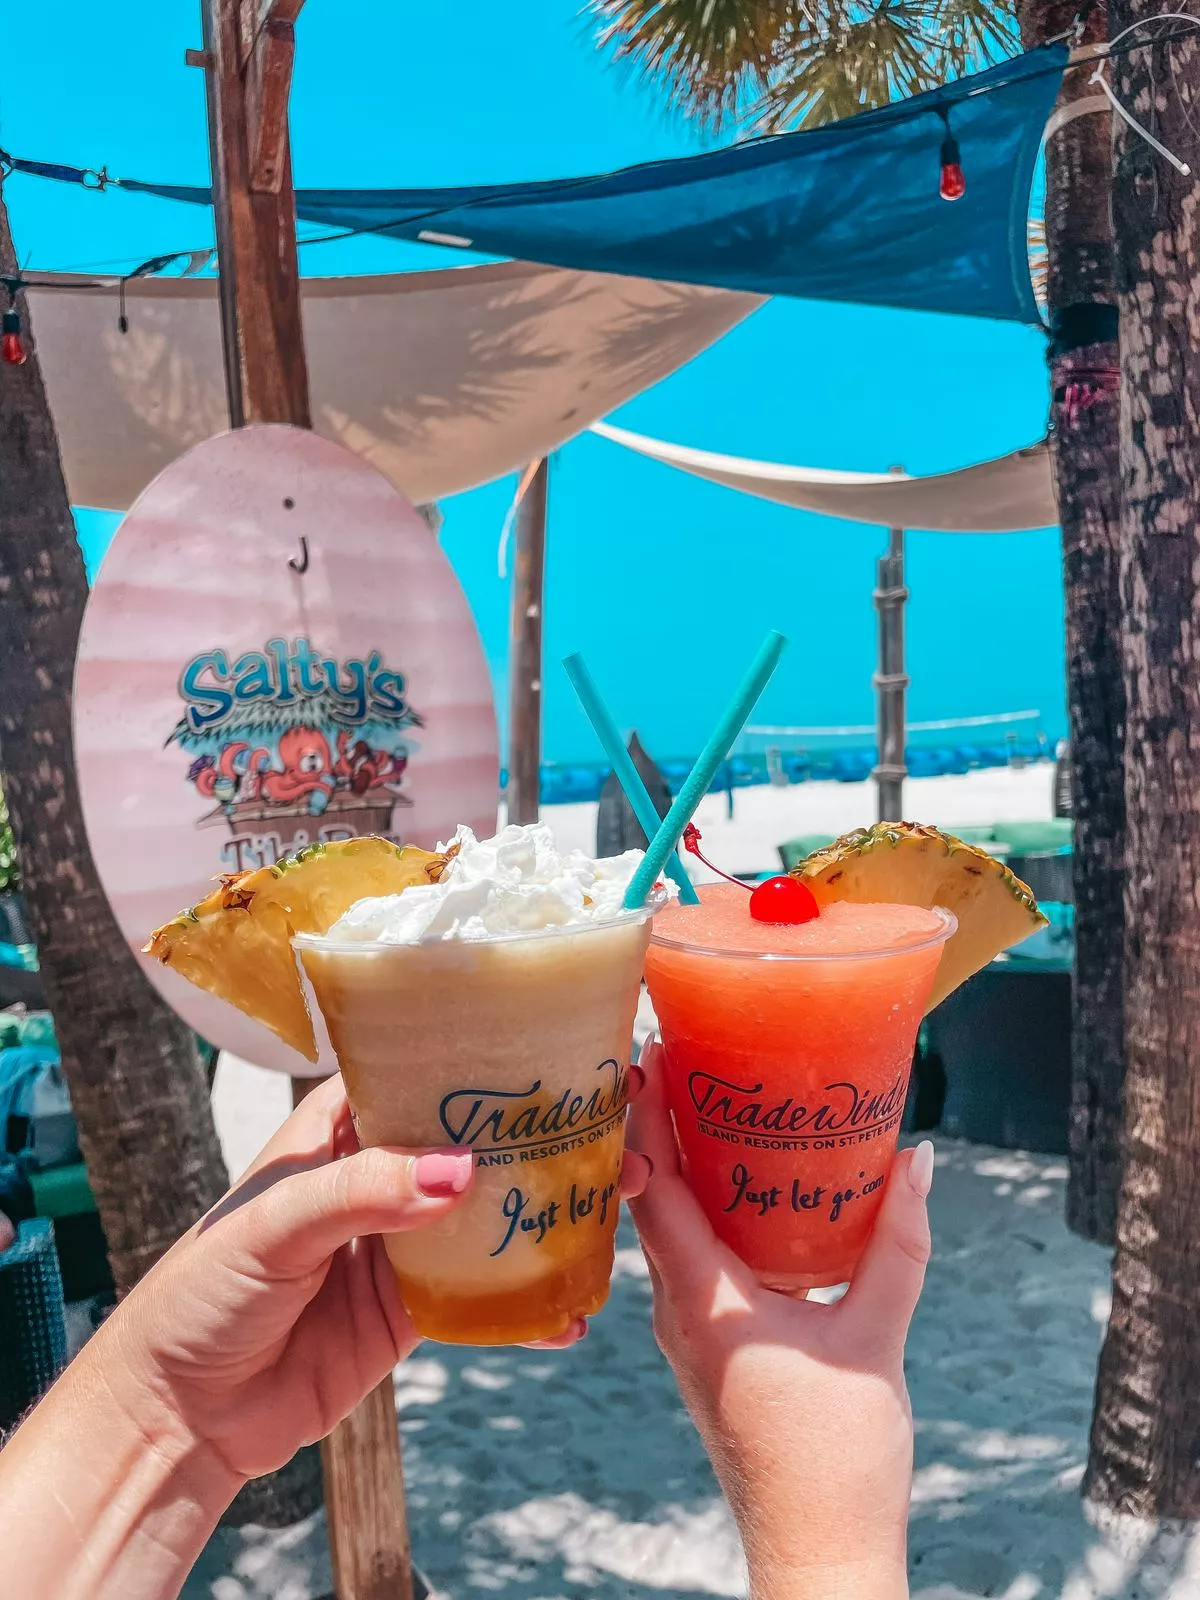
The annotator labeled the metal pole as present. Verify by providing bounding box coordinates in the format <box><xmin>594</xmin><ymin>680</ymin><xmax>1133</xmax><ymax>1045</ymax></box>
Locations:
<box><xmin>873</xmin><ymin>506</ymin><xmax>909</xmax><ymax>821</ymax></box>
<box><xmin>506</xmin><ymin>458</ymin><xmax>549</xmax><ymax>825</ymax></box>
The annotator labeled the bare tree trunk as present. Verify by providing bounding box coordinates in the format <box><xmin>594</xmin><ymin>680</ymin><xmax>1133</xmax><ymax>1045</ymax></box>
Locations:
<box><xmin>1020</xmin><ymin>0</ymin><xmax>1125</xmax><ymax>1247</ymax></box>
<box><xmin>0</xmin><ymin>185</ymin><xmax>229</xmax><ymax>1290</ymax></box>
<box><xmin>1085</xmin><ymin>12</ymin><xmax>1200</xmax><ymax>1519</ymax></box>
<box><xmin>0</xmin><ymin>182</ymin><xmax>319</xmax><ymax>1524</ymax></box>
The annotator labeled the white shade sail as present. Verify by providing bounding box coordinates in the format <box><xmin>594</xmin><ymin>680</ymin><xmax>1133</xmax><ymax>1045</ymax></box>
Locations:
<box><xmin>590</xmin><ymin>420</ymin><xmax>1057</xmax><ymax>533</ymax></box>
<box><xmin>28</xmin><ymin>264</ymin><xmax>761</xmax><ymax>512</ymax></box>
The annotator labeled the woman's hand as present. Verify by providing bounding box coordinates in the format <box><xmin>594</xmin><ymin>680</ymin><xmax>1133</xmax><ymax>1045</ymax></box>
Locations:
<box><xmin>628</xmin><ymin>1040</ymin><xmax>932</xmax><ymax>1600</ymax></box>
<box><xmin>100</xmin><ymin>1072</ymin><xmax>481</xmax><ymax>1480</ymax></box>
<box><xmin>0</xmin><ymin>1075</ymin><xmax>478</xmax><ymax>1599</ymax></box>
<box><xmin>0</xmin><ymin>1070</ymin><xmax>652</xmax><ymax>1600</ymax></box>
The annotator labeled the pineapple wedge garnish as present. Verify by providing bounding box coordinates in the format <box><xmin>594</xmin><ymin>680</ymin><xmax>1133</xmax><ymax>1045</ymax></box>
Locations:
<box><xmin>145</xmin><ymin>836</ymin><xmax>450</xmax><ymax>1060</ymax></box>
<box><xmin>791</xmin><ymin>821</ymin><xmax>1047</xmax><ymax>1012</ymax></box>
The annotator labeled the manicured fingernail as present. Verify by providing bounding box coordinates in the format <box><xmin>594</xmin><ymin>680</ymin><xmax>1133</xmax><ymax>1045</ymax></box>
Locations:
<box><xmin>414</xmin><ymin>1150</ymin><xmax>473</xmax><ymax>1198</ymax></box>
<box><xmin>909</xmin><ymin>1140</ymin><xmax>935</xmax><ymax>1200</ymax></box>
<box><xmin>627</xmin><ymin>1064</ymin><xmax>646</xmax><ymax>1098</ymax></box>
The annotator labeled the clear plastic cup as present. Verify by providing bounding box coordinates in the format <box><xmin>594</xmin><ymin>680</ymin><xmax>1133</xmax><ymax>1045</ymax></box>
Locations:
<box><xmin>644</xmin><ymin>891</ymin><xmax>956</xmax><ymax>1290</ymax></box>
<box><xmin>295</xmin><ymin>895</ymin><xmax>662</xmax><ymax>1344</ymax></box>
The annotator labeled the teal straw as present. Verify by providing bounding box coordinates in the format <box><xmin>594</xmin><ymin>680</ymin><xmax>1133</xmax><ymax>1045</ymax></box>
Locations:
<box><xmin>622</xmin><ymin>630</ymin><xmax>788</xmax><ymax>910</ymax></box>
<box><xmin>563</xmin><ymin>653</ymin><xmax>699</xmax><ymax>904</ymax></box>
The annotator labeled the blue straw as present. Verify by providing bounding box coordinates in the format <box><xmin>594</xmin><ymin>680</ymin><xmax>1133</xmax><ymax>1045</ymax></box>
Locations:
<box><xmin>622</xmin><ymin>631</ymin><xmax>788</xmax><ymax>910</ymax></box>
<box><xmin>563</xmin><ymin>653</ymin><xmax>699</xmax><ymax>904</ymax></box>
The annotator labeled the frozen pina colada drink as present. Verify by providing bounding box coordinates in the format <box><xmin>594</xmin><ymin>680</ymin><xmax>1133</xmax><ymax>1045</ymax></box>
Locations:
<box><xmin>296</xmin><ymin>825</ymin><xmax>664</xmax><ymax>1344</ymax></box>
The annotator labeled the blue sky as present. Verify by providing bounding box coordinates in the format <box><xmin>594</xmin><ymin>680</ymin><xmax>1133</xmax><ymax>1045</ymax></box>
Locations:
<box><xmin>3</xmin><ymin>0</ymin><xmax>1064</xmax><ymax>762</ymax></box>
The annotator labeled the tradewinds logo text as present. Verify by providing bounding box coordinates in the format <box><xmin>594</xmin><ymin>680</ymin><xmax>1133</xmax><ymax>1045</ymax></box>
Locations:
<box><xmin>439</xmin><ymin>1058</ymin><xmax>628</xmax><ymax>1152</ymax></box>
<box><xmin>687</xmin><ymin>1070</ymin><xmax>906</xmax><ymax>1138</ymax></box>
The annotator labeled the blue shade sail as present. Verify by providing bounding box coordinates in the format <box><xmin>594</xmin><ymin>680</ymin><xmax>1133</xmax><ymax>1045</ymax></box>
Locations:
<box><xmin>11</xmin><ymin>47</ymin><xmax>1065</xmax><ymax>325</ymax></box>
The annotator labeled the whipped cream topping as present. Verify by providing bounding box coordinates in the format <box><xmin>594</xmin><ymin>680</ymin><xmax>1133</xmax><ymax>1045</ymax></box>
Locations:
<box><xmin>326</xmin><ymin>823</ymin><xmax>661</xmax><ymax>944</ymax></box>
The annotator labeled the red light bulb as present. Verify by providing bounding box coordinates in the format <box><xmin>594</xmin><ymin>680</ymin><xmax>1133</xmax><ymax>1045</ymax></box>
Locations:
<box><xmin>2</xmin><ymin>309</ymin><xmax>27</xmax><ymax>366</ymax></box>
<box><xmin>749</xmin><ymin>875</ymin><xmax>820</xmax><ymax>925</ymax></box>
<box><xmin>939</xmin><ymin>133</ymin><xmax>966</xmax><ymax>202</ymax></box>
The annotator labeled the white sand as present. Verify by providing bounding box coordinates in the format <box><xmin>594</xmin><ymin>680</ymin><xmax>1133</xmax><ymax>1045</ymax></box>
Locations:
<box><xmin>187</xmin><ymin>768</ymin><xmax>1200</xmax><ymax>1599</ymax></box>
<box><xmin>539</xmin><ymin>763</ymin><xmax>1056</xmax><ymax>880</ymax></box>
<box><xmin>186</xmin><ymin>1125</ymin><xmax>1200</xmax><ymax>1600</ymax></box>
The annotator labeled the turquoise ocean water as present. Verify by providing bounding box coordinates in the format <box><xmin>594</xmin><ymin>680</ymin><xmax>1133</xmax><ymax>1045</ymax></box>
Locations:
<box><xmin>14</xmin><ymin>1</ymin><xmax>1065</xmax><ymax>767</ymax></box>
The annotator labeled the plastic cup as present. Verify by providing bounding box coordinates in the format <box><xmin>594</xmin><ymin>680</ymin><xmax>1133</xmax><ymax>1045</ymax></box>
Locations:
<box><xmin>295</xmin><ymin>896</ymin><xmax>661</xmax><ymax>1345</ymax></box>
<box><xmin>643</xmin><ymin>889</ymin><xmax>956</xmax><ymax>1290</ymax></box>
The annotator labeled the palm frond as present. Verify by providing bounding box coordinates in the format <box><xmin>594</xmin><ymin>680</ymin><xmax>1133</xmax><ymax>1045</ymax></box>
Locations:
<box><xmin>1027</xmin><ymin>214</ymin><xmax>1047</xmax><ymax>307</ymax></box>
<box><xmin>586</xmin><ymin>0</ymin><xmax>811</xmax><ymax>130</ymax></box>
<box><xmin>586</xmin><ymin>0</ymin><xmax>1022</xmax><ymax>134</ymax></box>
<box><xmin>933</xmin><ymin>0</ymin><xmax>1019</xmax><ymax>75</ymax></box>
<box><xmin>753</xmin><ymin>4</ymin><xmax>937</xmax><ymax>129</ymax></box>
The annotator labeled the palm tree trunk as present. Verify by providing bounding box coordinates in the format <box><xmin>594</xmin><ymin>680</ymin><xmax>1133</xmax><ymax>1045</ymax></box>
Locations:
<box><xmin>1020</xmin><ymin>0</ymin><xmax>1125</xmax><ymax>1245</ymax></box>
<box><xmin>0</xmin><ymin>182</ymin><xmax>320</xmax><ymax>1523</ymax></box>
<box><xmin>0</xmin><ymin>185</ymin><xmax>230</xmax><ymax>1290</ymax></box>
<box><xmin>1085</xmin><ymin>12</ymin><xmax>1200</xmax><ymax>1519</ymax></box>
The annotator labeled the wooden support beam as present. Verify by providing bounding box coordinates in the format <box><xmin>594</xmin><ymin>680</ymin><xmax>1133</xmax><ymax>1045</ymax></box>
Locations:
<box><xmin>260</xmin><ymin>0</ymin><xmax>306</xmax><ymax>23</ymax></box>
<box><xmin>872</xmin><ymin>524</ymin><xmax>908</xmax><ymax>824</ymax></box>
<box><xmin>201</xmin><ymin>0</ymin><xmax>310</xmax><ymax>425</ymax></box>
<box><xmin>319</xmin><ymin>1380</ymin><xmax>416</xmax><ymax>1600</ymax></box>
<box><xmin>293</xmin><ymin>1078</ymin><xmax>415</xmax><ymax>1600</ymax></box>
<box><xmin>248</xmin><ymin>16</ymin><xmax>298</xmax><ymax>193</ymax></box>
<box><xmin>199</xmin><ymin>3</ymin><xmax>415</xmax><ymax>1591</ymax></box>
<box><xmin>506</xmin><ymin>458</ymin><xmax>549</xmax><ymax>825</ymax></box>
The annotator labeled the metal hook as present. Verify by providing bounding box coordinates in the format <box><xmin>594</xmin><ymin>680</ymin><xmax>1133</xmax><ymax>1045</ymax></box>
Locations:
<box><xmin>287</xmin><ymin>535</ymin><xmax>309</xmax><ymax>575</ymax></box>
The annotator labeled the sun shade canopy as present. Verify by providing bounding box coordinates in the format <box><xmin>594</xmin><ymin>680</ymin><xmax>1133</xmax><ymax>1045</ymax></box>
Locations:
<box><xmin>13</xmin><ymin>47</ymin><xmax>1065</xmax><ymax>325</ymax></box>
<box><xmin>591</xmin><ymin>421</ymin><xmax>1056</xmax><ymax>532</ymax></box>
<box><xmin>28</xmin><ymin>262</ymin><xmax>759</xmax><ymax>511</ymax></box>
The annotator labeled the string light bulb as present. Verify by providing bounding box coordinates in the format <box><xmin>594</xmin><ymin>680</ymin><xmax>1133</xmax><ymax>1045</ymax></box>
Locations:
<box><xmin>1</xmin><ymin>306</ymin><xmax>27</xmax><ymax>366</ymax></box>
<box><xmin>939</xmin><ymin>125</ymin><xmax>966</xmax><ymax>201</ymax></box>
<box><xmin>936</xmin><ymin>106</ymin><xmax>966</xmax><ymax>201</ymax></box>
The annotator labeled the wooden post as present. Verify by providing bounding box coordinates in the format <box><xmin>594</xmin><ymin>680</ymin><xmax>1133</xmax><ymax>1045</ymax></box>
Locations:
<box><xmin>873</xmin><ymin>521</ymin><xmax>908</xmax><ymax>823</ymax></box>
<box><xmin>199</xmin><ymin>0</ymin><xmax>311</xmax><ymax>427</ymax></box>
<box><xmin>506</xmin><ymin>458</ymin><xmax>549</xmax><ymax>825</ymax></box>
<box><xmin>293</xmin><ymin>1081</ymin><xmax>414</xmax><ymax>1600</ymax></box>
<box><xmin>193</xmin><ymin>5</ymin><xmax>413</xmax><ymax>1594</ymax></box>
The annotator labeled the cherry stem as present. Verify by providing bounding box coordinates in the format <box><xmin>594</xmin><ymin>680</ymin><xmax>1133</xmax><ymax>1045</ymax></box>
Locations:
<box><xmin>681</xmin><ymin>824</ymin><xmax>751</xmax><ymax>892</ymax></box>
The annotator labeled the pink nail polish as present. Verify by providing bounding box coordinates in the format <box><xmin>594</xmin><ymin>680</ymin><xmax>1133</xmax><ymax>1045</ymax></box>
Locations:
<box><xmin>415</xmin><ymin>1150</ymin><xmax>473</xmax><ymax>1198</ymax></box>
<box><xmin>909</xmin><ymin>1140</ymin><xmax>935</xmax><ymax>1199</ymax></box>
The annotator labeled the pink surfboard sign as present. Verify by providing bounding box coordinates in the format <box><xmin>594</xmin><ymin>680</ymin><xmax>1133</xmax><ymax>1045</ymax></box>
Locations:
<box><xmin>74</xmin><ymin>424</ymin><xmax>499</xmax><ymax>1074</ymax></box>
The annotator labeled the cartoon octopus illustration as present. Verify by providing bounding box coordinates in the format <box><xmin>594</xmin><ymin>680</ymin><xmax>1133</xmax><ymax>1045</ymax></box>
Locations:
<box><xmin>258</xmin><ymin>728</ymin><xmax>337</xmax><ymax>811</ymax></box>
<box><xmin>188</xmin><ymin>742</ymin><xmax>271</xmax><ymax>806</ymax></box>
<box><xmin>188</xmin><ymin>727</ymin><xmax>411</xmax><ymax>818</ymax></box>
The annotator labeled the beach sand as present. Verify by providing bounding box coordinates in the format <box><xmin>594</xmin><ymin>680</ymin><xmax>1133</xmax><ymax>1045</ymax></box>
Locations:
<box><xmin>186</xmin><ymin>770</ymin><xmax>1200</xmax><ymax>1599</ymax></box>
<box><xmin>543</xmin><ymin>763</ymin><xmax>1058</xmax><ymax>881</ymax></box>
<box><xmin>190</xmin><ymin>1098</ymin><xmax>1200</xmax><ymax>1600</ymax></box>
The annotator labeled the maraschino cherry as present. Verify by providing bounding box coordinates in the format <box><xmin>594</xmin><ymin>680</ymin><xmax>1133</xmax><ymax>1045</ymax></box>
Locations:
<box><xmin>749</xmin><ymin>875</ymin><xmax>820</xmax><ymax>925</ymax></box>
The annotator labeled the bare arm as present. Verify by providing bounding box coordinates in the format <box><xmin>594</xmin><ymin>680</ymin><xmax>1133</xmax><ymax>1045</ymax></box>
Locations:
<box><xmin>0</xmin><ymin>1078</ymin><xmax>471</xmax><ymax>1600</ymax></box>
<box><xmin>628</xmin><ymin>1042</ymin><xmax>932</xmax><ymax>1600</ymax></box>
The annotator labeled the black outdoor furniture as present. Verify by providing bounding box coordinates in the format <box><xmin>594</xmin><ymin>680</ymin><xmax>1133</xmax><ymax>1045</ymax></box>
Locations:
<box><xmin>920</xmin><ymin>923</ymin><xmax>1073</xmax><ymax>1154</ymax></box>
<box><xmin>0</xmin><ymin>1218</ymin><xmax>68</xmax><ymax>1434</ymax></box>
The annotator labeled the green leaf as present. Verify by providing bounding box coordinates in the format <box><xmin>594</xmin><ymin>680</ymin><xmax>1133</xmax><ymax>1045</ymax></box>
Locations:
<box><xmin>0</xmin><ymin>781</ymin><xmax>18</xmax><ymax>897</ymax></box>
<box><xmin>587</xmin><ymin>0</ymin><xmax>812</xmax><ymax>128</ymax></box>
<box><xmin>587</xmin><ymin>0</ymin><xmax>1021</xmax><ymax>133</ymax></box>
